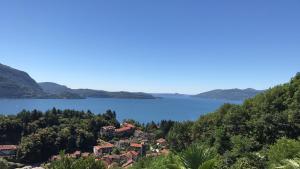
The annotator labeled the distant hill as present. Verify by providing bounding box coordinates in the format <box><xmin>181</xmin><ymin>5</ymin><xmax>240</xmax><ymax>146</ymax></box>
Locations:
<box><xmin>73</xmin><ymin>89</ymin><xmax>155</xmax><ymax>99</ymax></box>
<box><xmin>151</xmin><ymin>93</ymin><xmax>190</xmax><ymax>98</ymax></box>
<box><xmin>0</xmin><ymin>63</ymin><xmax>44</xmax><ymax>98</ymax></box>
<box><xmin>39</xmin><ymin>82</ymin><xmax>83</xmax><ymax>99</ymax></box>
<box><xmin>39</xmin><ymin>82</ymin><xmax>73</xmax><ymax>94</ymax></box>
<box><xmin>39</xmin><ymin>82</ymin><xmax>155</xmax><ymax>99</ymax></box>
<box><xmin>194</xmin><ymin>88</ymin><xmax>263</xmax><ymax>100</ymax></box>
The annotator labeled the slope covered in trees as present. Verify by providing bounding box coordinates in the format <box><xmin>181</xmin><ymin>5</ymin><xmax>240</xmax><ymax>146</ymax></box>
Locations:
<box><xmin>130</xmin><ymin>73</ymin><xmax>300</xmax><ymax>169</ymax></box>
<box><xmin>0</xmin><ymin>63</ymin><xmax>44</xmax><ymax>98</ymax></box>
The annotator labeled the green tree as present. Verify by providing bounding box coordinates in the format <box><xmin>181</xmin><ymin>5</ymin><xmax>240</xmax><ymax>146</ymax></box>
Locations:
<box><xmin>268</xmin><ymin>138</ymin><xmax>300</xmax><ymax>168</ymax></box>
<box><xmin>0</xmin><ymin>158</ymin><xmax>9</xmax><ymax>169</ymax></box>
<box><xmin>47</xmin><ymin>151</ymin><xmax>105</xmax><ymax>169</ymax></box>
<box><xmin>175</xmin><ymin>144</ymin><xmax>218</xmax><ymax>169</ymax></box>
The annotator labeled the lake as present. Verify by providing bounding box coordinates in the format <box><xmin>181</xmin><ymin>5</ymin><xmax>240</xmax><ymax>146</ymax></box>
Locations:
<box><xmin>0</xmin><ymin>97</ymin><xmax>241</xmax><ymax>123</ymax></box>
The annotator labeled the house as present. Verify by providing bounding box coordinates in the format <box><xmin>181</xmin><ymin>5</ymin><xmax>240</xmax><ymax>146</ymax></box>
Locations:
<box><xmin>115</xmin><ymin>123</ymin><xmax>136</xmax><ymax>137</ymax></box>
<box><xmin>100</xmin><ymin>126</ymin><xmax>116</xmax><ymax>138</ymax></box>
<box><xmin>115</xmin><ymin>139</ymin><xmax>131</xmax><ymax>150</ymax></box>
<box><xmin>134</xmin><ymin>130</ymin><xmax>144</xmax><ymax>137</ymax></box>
<box><xmin>102</xmin><ymin>154</ymin><xmax>122</xmax><ymax>165</ymax></box>
<box><xmin>0</xmin><ymin>145</ymin><xmax>17</xmax><ymax>157</ymax></box>
<box><xmin>130</xmin><ymin>143</ymin><xmax>146</xmax><ymax>156</ymax></box>
<box><xmin>156</xmin><ymin>138</ymin><xmax>167</xmax><ymax>147</ymax></box>
<box><xmin>93</xmin><ymin>142</ymin><xmax>114</xmax><ymax>156</ymax></box>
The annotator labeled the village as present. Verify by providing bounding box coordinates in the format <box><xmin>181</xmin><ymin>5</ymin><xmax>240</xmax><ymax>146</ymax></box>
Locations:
<box><xmin>0</xmin><ymin>122</ymin><xmax>169</xmax><ymax>168</ymax></box>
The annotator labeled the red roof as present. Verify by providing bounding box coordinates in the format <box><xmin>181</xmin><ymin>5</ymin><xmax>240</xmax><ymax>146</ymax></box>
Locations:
<box><xmin>127</xmin><ymin>150</ymin><xmax>139</xmax><ymax>157</ymax></box>
<box><xmin>115</xmin><ymin>126</ymin><xmax>132</xmax><ymax>133</ymax></box>
<box><xmin>130</xmin><ymin>143</ymin><xmax>142</xmax><ymax>148</ymax></box>
<box><xmin>0</xmin><ymin>145</ymin><xmax>17</xmax><ymax>151</ymax></box>
<box><xmin>94</xmin><ymin>143</ymin><xmax>114</xmax><ymax>150</ymax></box>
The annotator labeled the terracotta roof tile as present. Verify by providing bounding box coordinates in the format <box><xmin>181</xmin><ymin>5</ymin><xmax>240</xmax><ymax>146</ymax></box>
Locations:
<box><xmin>94</xmin><ymin>143</ymin><xmax>114</xmax><ymax>150</ymax></box>
<box><xmin>0</xmin><ymin>145</ymin><xmax>17</xmax><ymax>151</ymax></box>
<box><xmin>130</xmin><ymin>143</ymin><xmax>142</xmax><ymax>148</ymax></box>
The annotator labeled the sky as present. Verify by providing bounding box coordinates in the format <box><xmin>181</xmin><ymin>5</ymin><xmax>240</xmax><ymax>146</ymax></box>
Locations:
<box><xmin>0</xmin><ymin>0</ymin><xmax>300</xmax><ymax>94</ymax></box>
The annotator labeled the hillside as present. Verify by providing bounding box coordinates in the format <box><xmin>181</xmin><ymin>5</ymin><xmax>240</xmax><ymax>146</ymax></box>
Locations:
<box><xmin>39</xmin><ymin>82</ymin><xmax>83</xmax><ymax>99</ymax></box>
<box><xmin>0</xmin><ymin>63</ymin><xmax>44</xmax><ymax>98</ymax></box>
<box><xmin>160</xmin><ymin>73</ymin><xmax>300</xmax><ymax>169</ymax></box>
<box><xmin>39</xmin><ymin>82</ymin><xmax>73</xmax><ymax>95</ymax></box>
<box><xmin>73</xmin><ymin>89</ymin><xmax>155</xmax><ymax>99</ymax></box>
<box><xmin>194</xmin><ymin>88</ymin><xmax>263</xmax><ymax>100</ymax></box>
<box><xmin>39</xmin><ymin>82</ymin><xmax>155</xmax><ymax>99</ymax></box>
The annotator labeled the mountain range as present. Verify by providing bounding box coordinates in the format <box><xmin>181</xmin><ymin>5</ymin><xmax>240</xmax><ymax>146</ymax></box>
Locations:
<box><xmin>0</xmin><ymin>63</ymin><xmax>155</xmax><ymax>99</ymax></box>
<box><xmin>0</xmin><ymin>63</ymin><xmax>263</xmax><ymax>100</ymax></box>
<box><xmin>39</xmin><ymin>82</ymin><xmax>156</xmax><ymax>99</ymax></box>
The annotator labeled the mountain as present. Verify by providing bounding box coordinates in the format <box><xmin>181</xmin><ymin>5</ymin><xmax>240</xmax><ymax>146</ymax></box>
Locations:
<box><xmin>39</xmin><ymin>82</ymin><xmax>73</xmax><ymax>95</ymax></box>
<box><xmin>38</xmin><ymin>82</ymin><xmax>83</xmax><ymax>99</ymax></box>
<box><xmin>194</xmin><ymin>88</ymin><xmax>263</xmax><ymax>100</ymax></box>
<box><xmin>73</xmin><ymin>89</ymin><xmax>155</xmax><ymax>99</ymax></box>
<box><xmin>0</xmin><ymin>63</ymin><xmax>44</xmax><ymax>98</ymax></box>
<box><xmin>151</xmin><ymin>93</ymin><xmax>191</xmax><ymax>98</ymax></box>
<box><xmin>39</xmin><ymin>83</ymin><xmax>155</xmax><ymax>99</ymax></box>
<box><xmin>0</xmin><ymin>63</ymin><xmax>155</xmax><ymax>99</ymax></box>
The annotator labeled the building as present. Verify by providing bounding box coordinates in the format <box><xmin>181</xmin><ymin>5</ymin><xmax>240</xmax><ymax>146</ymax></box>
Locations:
<box><xmin>124</xmin><ymin>150</ymin><xmax>139</xmax><ymax>161</ymax></box>
<box><xmin>100</xmin><ymin>126</ymin><xmax>116</xmax><ymax>138</ymax></box>
<box><xmin>93</xmin><ymin>143</ymin><xmax>114</xmax><ymax>156</ymax></box>
<box><xmin>115</xmin><ymin>123</ymin><xmax>136</xmax><ymax>137</ymax></box>
<box><xmin>115</xmin><ymin>139</ymin><xmax>131</xmax><ymax>150</ymax></box>
<box><xmin>130</xmin><ymin>143</ymin><xmax>146</xmax><ymax>156</ymax></box>
<box><xmin>0</xmin><ymin>145</ymin><xmax>17</xmax><ymax>157</ymax></box>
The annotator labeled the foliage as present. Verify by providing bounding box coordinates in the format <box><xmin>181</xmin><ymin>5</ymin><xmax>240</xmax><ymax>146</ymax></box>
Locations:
<box><xmin>46</xmin><ymin>151</ymin><xmax>105</xmax><ymax>169</ymax></box>
<box><xmin>177</xmin><ymin>144</ymin><xmax>218</xmax><ymax>169</ymax></box>
<box><xmin>162</xmin><ymin>73</ymin><xmax>300</xmax><ymax>168</ymax></box>
<box><xmin>130</xmin><ymin>143</ymin><xmax>218</xmax><ymax>169</ymax></box>
<box><xmin>267</xmin><ymin>138</ymin><xmax>300</xmax><ymax>168</ymax></box>
<box><xmin>167</xmin><ymin>121</ymin><xmax>193</xmax><ymax>151</ymax></box>
<box><xmin>1</xmin><ymin>108</ymin><xmax>119</xmax><ymax>163</ymax></box>
<box><xmin>0</xmin><ymin>158</ymin><xmax>9</xmax><ymax>169</ymax></box>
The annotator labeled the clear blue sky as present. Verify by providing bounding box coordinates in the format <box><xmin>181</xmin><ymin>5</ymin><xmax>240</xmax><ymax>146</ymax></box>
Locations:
<box><xmin>0</xmin><ymin>0</ymin><xmax>299</xmax><ymax>94</ymax></box>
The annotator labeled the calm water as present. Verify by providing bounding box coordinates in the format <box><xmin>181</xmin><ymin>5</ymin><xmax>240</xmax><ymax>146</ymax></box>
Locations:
<box><xmin>0</xmin><ymin>97</ymin><xmax>241</xmax><ymax>123</ymax></box>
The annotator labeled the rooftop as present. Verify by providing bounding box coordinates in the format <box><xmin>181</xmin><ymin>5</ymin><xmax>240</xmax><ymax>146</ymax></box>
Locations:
<box><xmin>130</xmin><ymin>143</ymin><xmax>142</xmax><ymax>148</ymax></box>
<box><xmin>94</xmin><ymin>143</ymin><xmax>114</xmax><ymax>150</ymax></box>
<box><xmin>0</xmin><ymin>145</ymin><xmax>17</xmax><ymax>151</ymax></box>
<box><xmin>115</xmin><ymin>126</ymin><xmax>133</xmax><ymax>133</ymax></box>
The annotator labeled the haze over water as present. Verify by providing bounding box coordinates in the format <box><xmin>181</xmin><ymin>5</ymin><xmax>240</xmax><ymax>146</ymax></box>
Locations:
<box><xmin>0</xmin><ymin>97</ymin><xmax>241</xmax><ymax>123</ymax></box>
